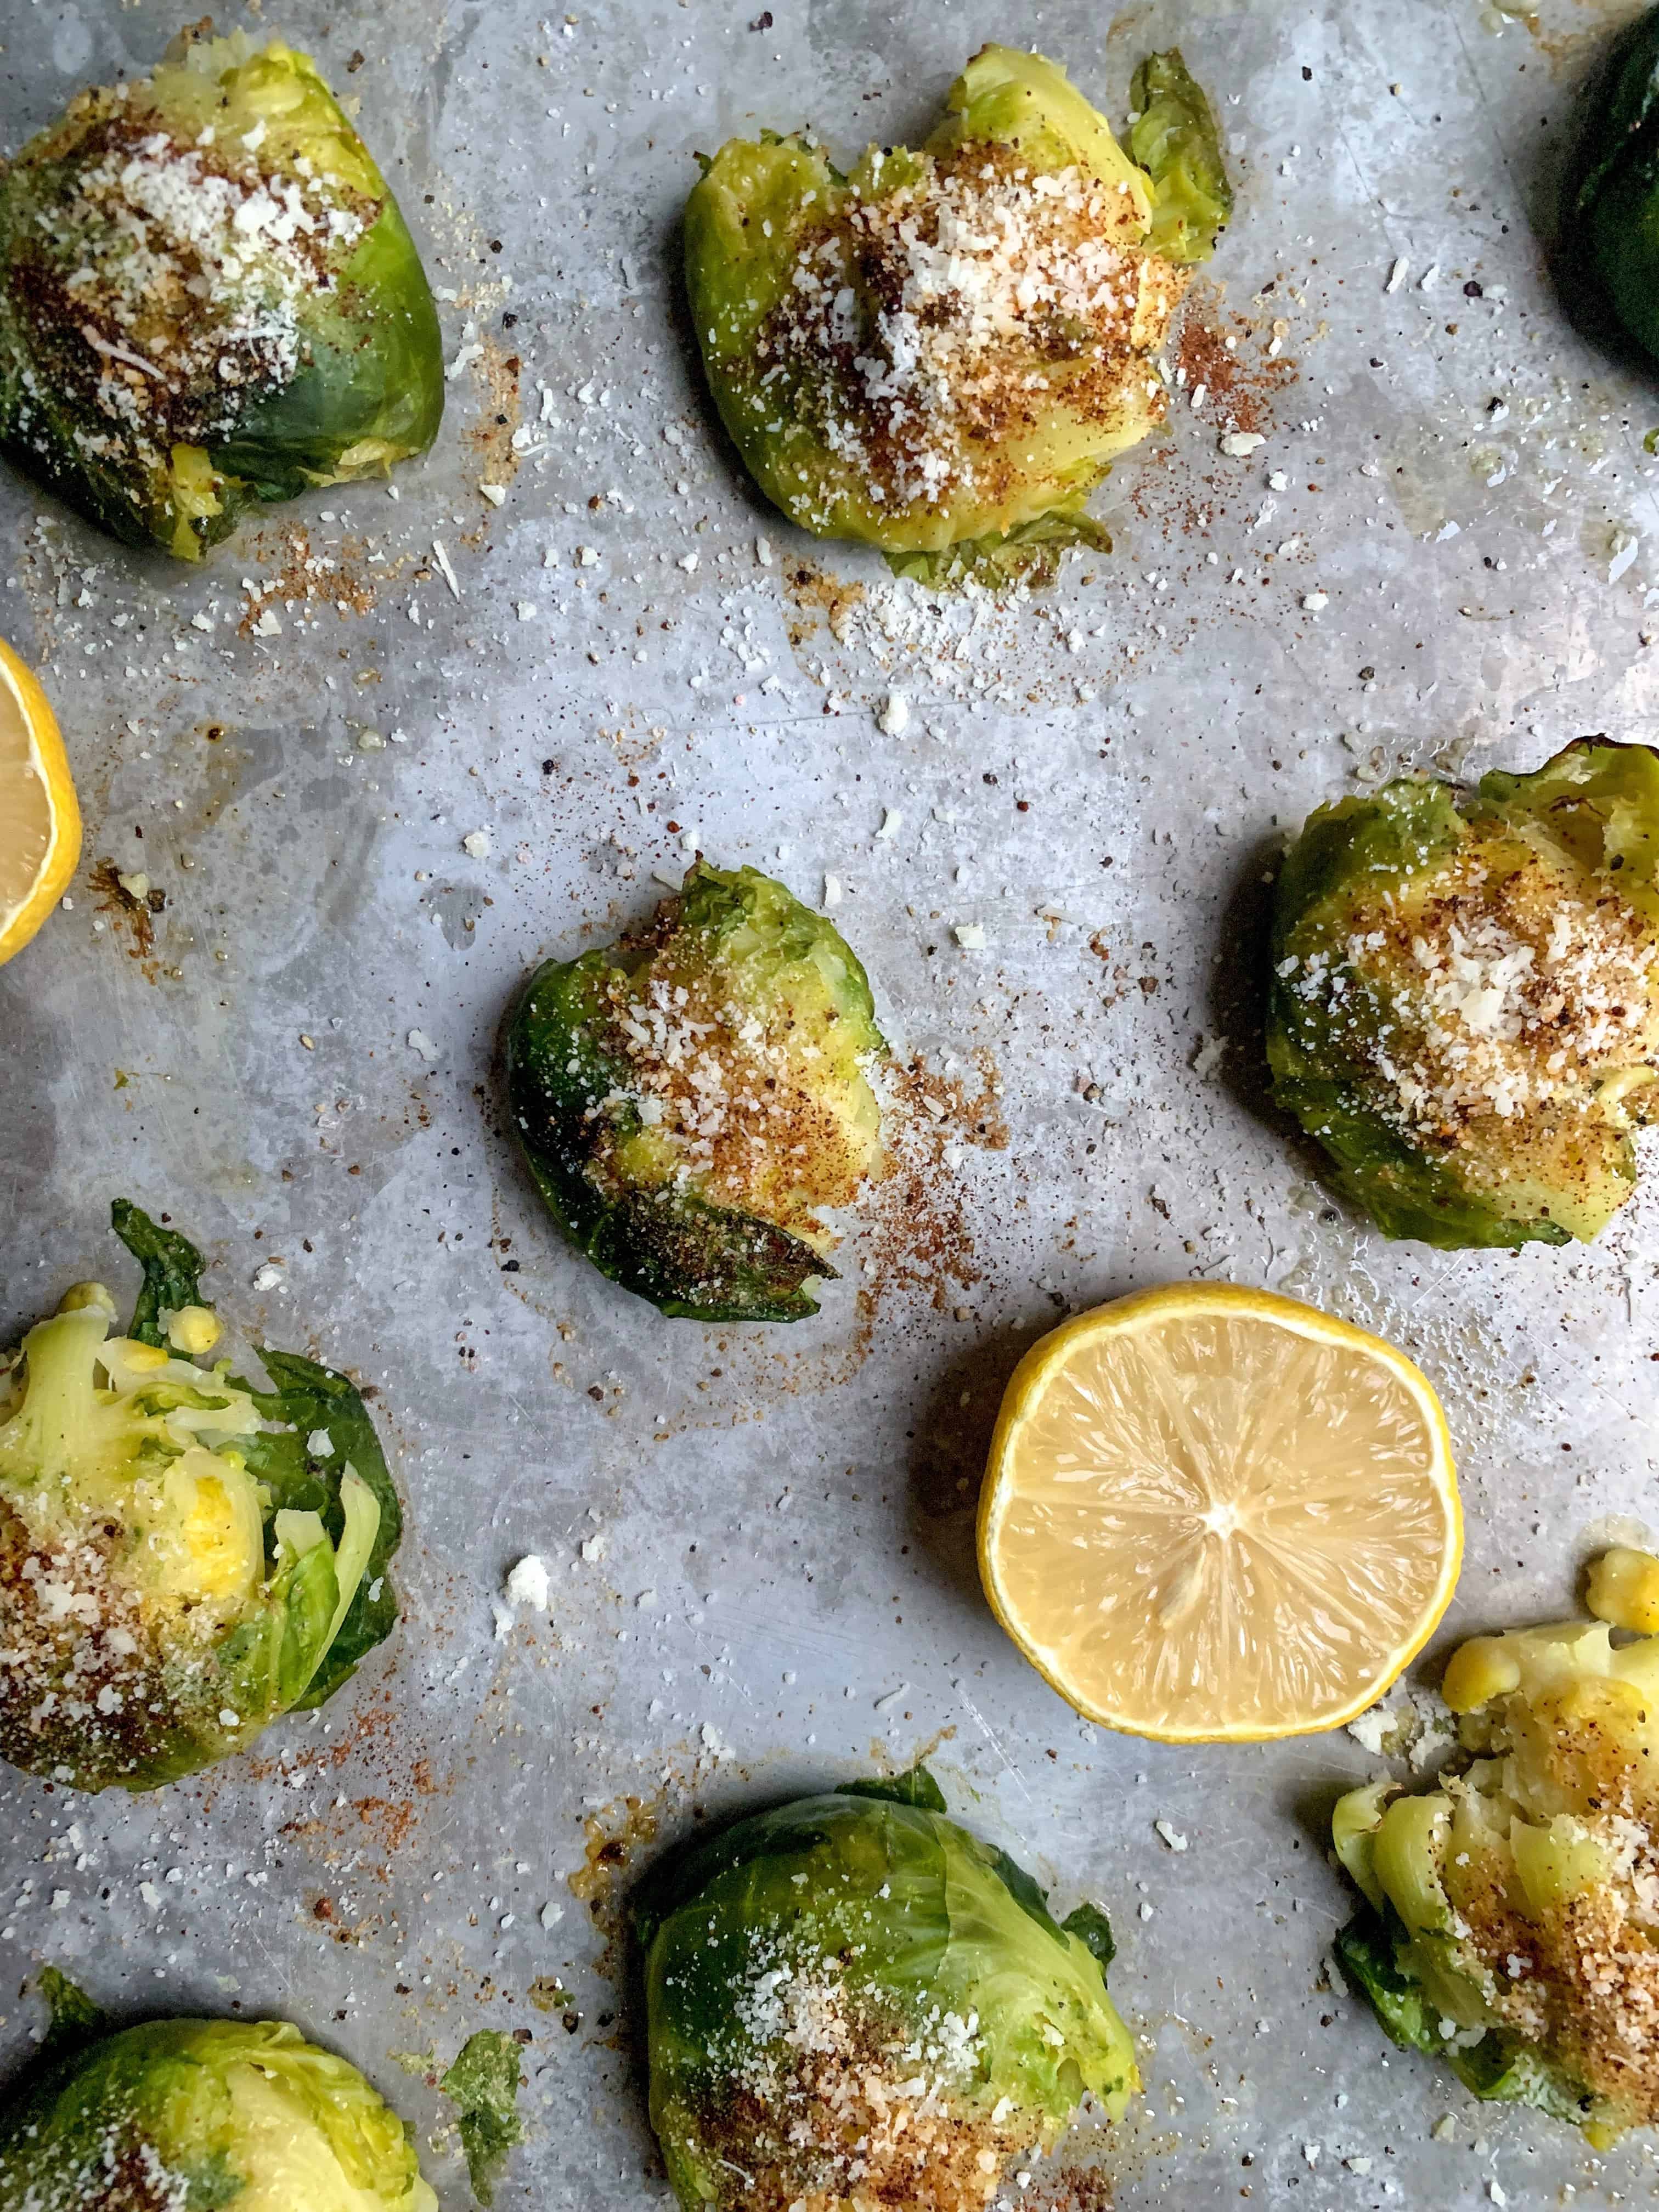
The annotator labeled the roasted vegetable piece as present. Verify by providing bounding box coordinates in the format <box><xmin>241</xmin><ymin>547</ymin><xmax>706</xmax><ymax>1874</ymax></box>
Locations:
<box><xmin>1332</xmin><ymin>1553</ymin><xmax>1659</xmax><ymax>2145</ymax></box>
<box><xmin>684</xmin><ymin>43</ymin><xmax>1228</xmax><ymax>586</ymax></box>
<box><xmin>0</xmin><ymin>2011</ymin><xmax>436</xmax><ymax>2210</ymax></box>
<box><xmin>633</xmin><ymin>1769</ymin><xmax>1138</xmax><ymax>2211</ymax></box>
<box><xmin>1267</xmin><ymin>737</ymin><xmax>1659</xmax><ymax>1248</ymax></box>
<box><xmin>506</xmin><ymin>861</ymin><xmax>887</xmax><ymax>1322</ymax></box>
<box><xmin>0</xmin><ymin>1200</ymin><xmax>403</xmax><ymax>1791</ymax></box>
<box><xmin>1567</xmin><ymin>5</ymin><xmax>1659</xmax><ymax>371</ymax></box>
<box><xmin>0</xmin><ymin>27</ymin><xmax>442</xmax><ymax>560</ymax></box>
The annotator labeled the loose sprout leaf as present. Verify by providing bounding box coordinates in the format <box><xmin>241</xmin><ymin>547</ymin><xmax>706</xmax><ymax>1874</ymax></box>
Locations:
<box><xmin>441</xmin><ymin>2032</ymin><xmax>526</xmax><ymax>2208</ymax></box>
<box><xmin>111</xmin><ymin>1198</ymin><xmax>209</xmax><ymax>1347</ymax></box>
<box><xmin>884</xmin><ymin>510</ymin><xmax>1112</xmax><ymax>593</ymax></box>
<box><xmin>1126</xmin><ymin>49</ymin><xmax>1233</xmax><ymax>266</ymax></box>
<box><xmin>1060</xmin><ymin>1902</ymin><xmax>1118</xmax><ymax>1971</ymax></box>
<box><xmin>837</xmin><ymin>1762</ymin><xmax>949</xmax><ymax>1812</ymax></box>
<box><xmin>35</xmin><ymin>1967</ymin><xmax>106</xmax><ymax>2062</ymax></box>
<box><xmin>239</xmin><ymin>1349</ymin><xmax>401</xmax><ymax>1709</ymax></box>
<box><xmin>1333</xmin><ymin>1908</ymin><xmax>1439</xmax><ymax>2056</ymax></box>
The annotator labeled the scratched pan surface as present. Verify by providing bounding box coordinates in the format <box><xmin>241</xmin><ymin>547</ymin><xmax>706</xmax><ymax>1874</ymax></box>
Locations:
<box><xmin>2</xmin><ymin>0</ymin><xmax>1658</xmax><ymax>2204</ymax></box>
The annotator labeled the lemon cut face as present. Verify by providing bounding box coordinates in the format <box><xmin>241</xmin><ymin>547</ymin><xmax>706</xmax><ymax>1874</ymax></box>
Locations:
<box><xmin>0</xmin><ymin>639</ymin><xmax>78</xmax><ymax>966</ymax></box>
<box><xmin>977</xmin><ymin>1284</ymin><xmax>1462</xmax><ymax>1743</ymax></box>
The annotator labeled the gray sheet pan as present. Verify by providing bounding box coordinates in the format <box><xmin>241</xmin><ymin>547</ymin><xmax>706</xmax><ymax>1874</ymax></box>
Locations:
<box><xmin>3</xmin><ymin>0</ymin><xmax>1659</xmax><ymax>2203</ymax></box>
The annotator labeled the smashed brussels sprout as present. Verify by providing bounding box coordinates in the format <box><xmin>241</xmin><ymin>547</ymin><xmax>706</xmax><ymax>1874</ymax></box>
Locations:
<box><xmin>1333</xmin><ymin>1553</ymin><xmax>1659</xmax><ymax>2142</ymax></box>
<box><xmin>0</xmin><ymin>28</ymin><xmax>442</xmax><ymax>559</ymax></box>
<box><xmin>1568</xmin><ymin>6</ymin><xmax>1659</xmax><ymax>371</ymax></box>
<box><xmin>0</xmin><ymin>2010</ymin><xmax>436</xmax><ymax>2211</ymax></box>
<box><xmin>684</xmin><ymin>42</ymin><xmax>1228</xmax><ymax>586</ymax></box>
<box><xmin>634</xmin><ymin>1768</ymin><xmax>1137</xmax><ymax>2212</ymax></box>
<box><xmin>505</xmin><ymin>861</ymin><xmax>887</xmax><ymax>1322</ymax></box>
<box><xmin>1267</xmin><ymin>738</ymin><xmax>1659</xmax><ymax>1248</ymax></box>
<box><xmin>0</xmin><ymin>1200</ymin><xmax>403</xmax><ymax>1791</ymax></box>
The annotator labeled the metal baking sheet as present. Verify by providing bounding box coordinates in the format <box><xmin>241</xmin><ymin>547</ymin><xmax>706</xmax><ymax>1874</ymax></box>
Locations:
<box><xmin>4</xmin><ymin>0</ymin><xmax>1659</xmax><ymax>2204</ymax></box>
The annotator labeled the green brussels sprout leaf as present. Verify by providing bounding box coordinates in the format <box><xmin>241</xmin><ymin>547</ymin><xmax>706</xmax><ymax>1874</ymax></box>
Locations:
<box><xmin>836</xmin><ymin>1759</ymin><xmax>949</xmax><ymax>1812</ymax></box>
<box><xmin>885</xmin><ymin>510</ymin><xmax>1113</xmax><ymax>591</ymax></box>
<box><xmin>1061</xmin><ymin>1900</ymin><xmax>1119</xmax><ymax>1971</ymax></box>
<box><xmin>34</xmin><ymin>1966</ymin><xmax>108</xmax><ymax>2063</ymax></box>
<box><xmin>506</xmin><ymin>863</ymin><xmax>887</xmax><ymax>1323</ymax></box>
<box><xmin>440</xmin><ymin>2030</ymin><xmax>526</xmax><ymax>2208</ymax></box>
<box><xmin>1127</xmin><ymin>50</ymin><xmax>1233</xmax><ymax>266</ymax></box>
<box><xmin>237</xmin><ymin>1348</ymin><xmax>403</xmax><ymax>1711</ymax></box>
<box><xmin>111</xmin><ymin>1197</ymin><xmax>210</xmax><ymax>1346</ymax></box>
<box><xmin>0</xmin><ymin>2016</ymin><xmax>436</xmax><ymax>2210</ymax></box>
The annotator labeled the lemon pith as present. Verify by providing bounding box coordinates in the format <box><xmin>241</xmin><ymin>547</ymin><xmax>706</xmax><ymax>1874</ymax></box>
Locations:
<box><xmin>977</xmin><ymin>1283</ymin><xmax>1462</xmax><ymax>1744</ymax></box>
<box><xmin>0</xmin><ymin>639</ymin><xmax>78</xmax><ymax>966</ymax></box>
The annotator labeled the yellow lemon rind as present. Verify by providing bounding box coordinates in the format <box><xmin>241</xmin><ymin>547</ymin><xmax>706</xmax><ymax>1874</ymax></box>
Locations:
<box><xmin>0</xmin><ymin>639</ymin><xmax>78</xmax><ymax>967</ymax></box>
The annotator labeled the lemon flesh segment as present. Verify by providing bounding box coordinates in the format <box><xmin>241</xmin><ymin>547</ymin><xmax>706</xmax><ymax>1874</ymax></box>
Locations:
<box><xmin>978</xmin><ymin>1285</ymin><xmax>1462</xmax><ymax>1743</ymax></box>
<box><xmin>0</xmin><ymin>640</ymin><xmax>77</xmax><ymax>965</ymax></box>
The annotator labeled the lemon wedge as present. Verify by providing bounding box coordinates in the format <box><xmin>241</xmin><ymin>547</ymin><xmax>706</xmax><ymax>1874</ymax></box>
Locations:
<box><xmin>0</xmin><ymin>639</ymin><xmax>78</xmax><ymax>967</ymax></box>
<box><xmin>977</xmin><ymin>1284</ymin><xmax>1461</xmax><ymax>1743</ymax></box>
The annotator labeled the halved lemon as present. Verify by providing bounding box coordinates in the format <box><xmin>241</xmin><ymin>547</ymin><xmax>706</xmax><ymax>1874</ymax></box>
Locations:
<box><xmin>0</xmin><ymin>639</ymin><xmax>78</xmax><ymax>967</ymax></box>
<box><xmin>977</xmin><ymin>1284</ymin><xmax>1461</xmax><ymax>1743</ymax></box>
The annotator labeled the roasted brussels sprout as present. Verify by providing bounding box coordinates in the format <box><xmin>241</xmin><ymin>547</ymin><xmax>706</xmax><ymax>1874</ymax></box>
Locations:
<box><xmin>0</xmin><ymin>28</ymin><xmax>442</xmax><ymax>560</ymax></box>
<box><xmin>1267</xmin><ymin>738</ymin><xmax>1659</xmax><ymax>1248</ymax></box>
<box><xmin>0</xmin><ymin>2008</ymin><xmax>436</xmax><ymax>2211</ymax></box>
<box><xmin>684</xmin><ymin>42</ymin><xmax>1228</xmax><ymax>586</ymax></box>
<box><xmin>0</xmin><ymin>1199</ymin><xmax>403</xmax><ymax>1791</ymax></box>
<box><xmin>505</xmin><ymin>861</ymin><xmax>887</xmax><ymax>1322</ymax></box>
<box><xmin>633</xmin><ymin>1767</ymin><xmax>1137</xmax><ymax>2212</ymax></box>
<box><xmin>1567</xmin><ymin>5</ymin><xmax>1659</xmax><ymax>371</ymax></box>
<box><xmin>1333</xmin><ymin>1552</ymin><xmax>1659</xmax><ymax>2143</ymax></box>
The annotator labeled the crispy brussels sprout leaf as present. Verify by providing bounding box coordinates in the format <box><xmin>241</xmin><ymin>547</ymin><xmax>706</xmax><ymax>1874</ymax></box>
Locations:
<box><xmin>0</xmin><ymin>33</ymin><xmax>442</xmax><ymax>559</ymax></box>
<box><xmin>836</xmin><ymin>1760</ymin><xmax>949</xmax><ymax>1812</ymax></box>
<box><xmin>506</xmin><ymin>862</ymin><xmax>884</xmax><ymax>1323</ymax></box>
<box><xmin>684</xmin><ymin>43</ymin><xmax>1204</xmax><ymax>575</ymax></box>
<box><xmin>1333</xmin><ymin>1907</ymin><xmax>1440</xmax><ymax>2055</ymax></box>
<box><xmin>1127</xmin><ymin>50</ymin><xmax>1233</xmax><ymax>265</ymax></box>
<box><xmin>111</xmin><ymin>1197</ymin><xmax>208</xmax><ymax>1346</ymax></box>
<box><xmin>1061</xmin><ymin>1901</ymin><xmax>1118</xmax><ymax>1971</ymax></box>
<box><xmin>1568</xmin><ymin>9</ymin><xmax>1659</xmax><ymax>366</ymax></box>
<box><xmin>441</xmin><ymin>2031</ymin><xmax>526</xmax><ymax>2208</ymax></box>
<box><xmin>34</xmin><ymin>1966</ymin><xmax>107</xmax><ymax>2063</ymax></box>
<box><xmin>633</xmin><ymin>1786</ymin><xmax>1137</xmax><ymax>2212</ymax></box>
<box><xmin>1267</xmin><ymin>741</ymin><xmax>1659</xmax><ymax>1248</ymax></box>
<box><xmin>0</xmin><ymin>2016</ymin><xmax>437</xmax><ymax>2211</ymax></box>
<box><xmin>238</xmin><ymin>1349</ymin><xmax>402</xmax><ymax>1710</ymax></box>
